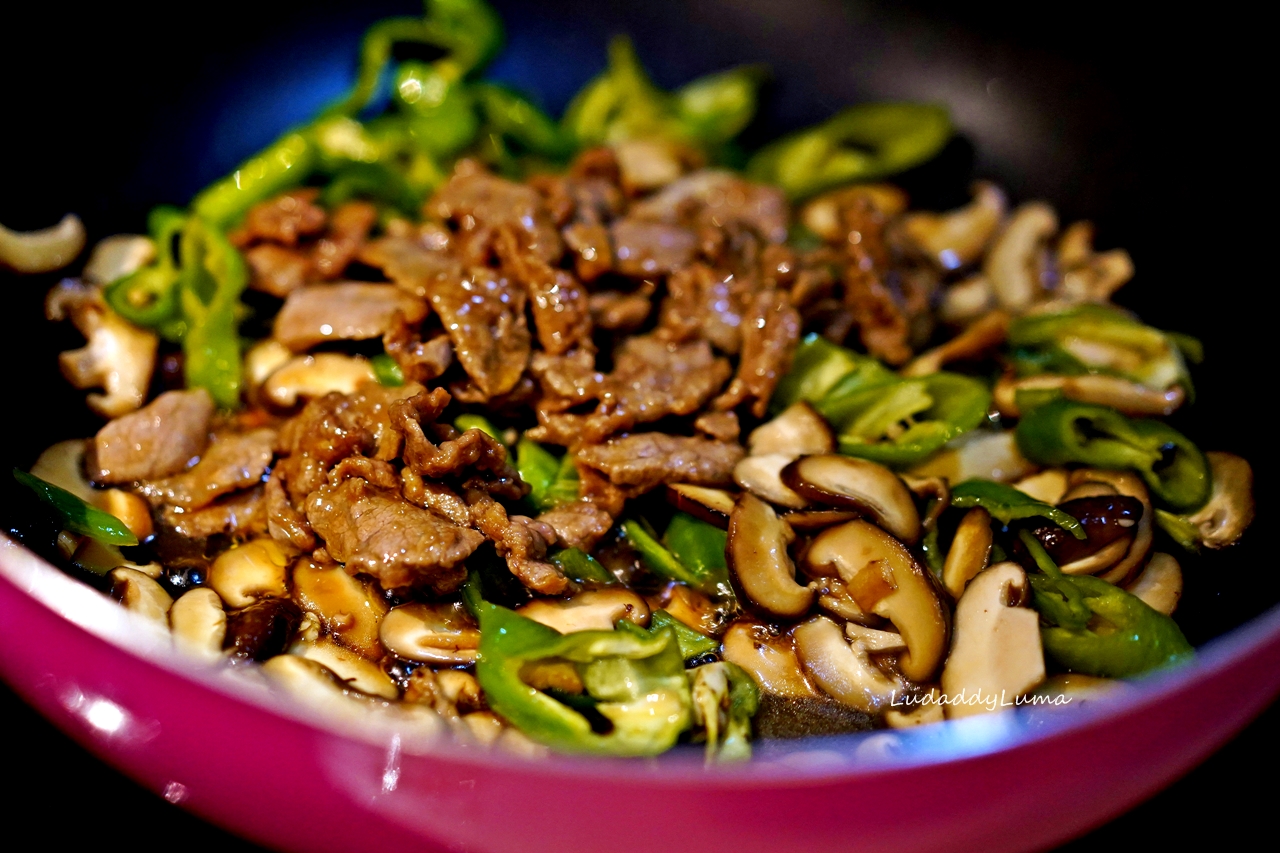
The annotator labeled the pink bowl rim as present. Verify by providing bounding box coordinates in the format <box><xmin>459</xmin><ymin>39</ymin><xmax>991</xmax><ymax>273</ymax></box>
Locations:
<box><xmin>5</xmin><ymin>531</ymin><xmax>1279</xmax><ymax>786</ymax></box>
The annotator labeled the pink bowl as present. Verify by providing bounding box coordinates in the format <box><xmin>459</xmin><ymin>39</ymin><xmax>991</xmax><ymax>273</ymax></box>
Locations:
<box><xmin>4</xmin><ymin>533</ymin><xmax>1279</xmax><ymax>853</ymax></box>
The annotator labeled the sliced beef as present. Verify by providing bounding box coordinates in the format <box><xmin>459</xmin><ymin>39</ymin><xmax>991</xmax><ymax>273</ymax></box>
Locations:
<box><xmin>530</xmin><ymin>337</ymin><xmax>731</xmax><ymax>445</ymax></box>
<box><xmin>536</xmin><ymin>501</ymin><xmax>614</xmax><ymax>553</ymax></box>
<box><xmin>311</xmin><ymin>201</ymin><xmax>377</xmax><ymax>280</ymax></box>
<box><xmin>235</xmin><ymin>189</ymin><xmax>326</xmax><ymax>248</ymax></box>
<box><xmin>90</xmin><ymin>388</ymin><xmax>214</xmax><ymax>484</ymax></box>
<box><xmin>562</xmin><ymin>221</ymin><xmax>613</xmax><ymax>282</ymax></box>
<box><xmin>392</xmin><ymin>389</ymin><xmax>525</xmax><ymax>498</ymax></box>
<box><xmin>306</xmin><ymin>476</ymin><xmax>483</xmax><ymax>592</ymax></box>
<box><xmin>383</xmin><ymin>319</ymin><xmax>453</xmax><ymax>384</ymax></box>
<box><xmin>140</xmin><ymin>427</ymin><xmax>276</xmax><ymax>511</ymax></box>
<box><xmin>466</xmin><ymin>490</ymin><xmax>568</xmax><ymax>595</ymax></box>
<box><xmin>529</xmin><ymin>350</ymin><xmax>605</xmax><ymax>405</ymax></box>
<box><xmin>610</xmin><ymin>219</ymin><xmax>698</xmax><ymax>277</ymax></box>
<box><xmin>246</xmin><ymin>244</ymin><xmax>311</xmax><ymax>297</ymax></box>
<box><xmin>162</xmin><ymin>486</ymin><xmax>268</xmax><ymax>541</ymax></box>
<box><xmin>431</xmin><ymin>267</ymin><xmax>532</xmax><ymax>398</ymax></box>
<box><xmin>496</xmin><ymin>227</ymin><xmax>592</xmax><ymax>355</ymax></box>
<box><xmin>358</xmin><ymin>234</ymin><xmax>465</xmax><ymax>301</ymax></box>
<box><xmin>629</xmin><ymin>170</ymin><xmax>789</xmax><ymax>244</ymax></box>
<box><xmin>427</xmin><ymin>165</ymin><xmax>562</xmax><ymax>264</ymax></box>
<box><xmin>588</xmin><ymin>285</ymin><xmax>654</xmax><ymax>333</ymax></box>
<box><xmin>694</xmin><ymin>410</ymin><xmax>741</xmax><ymax>442</ymax></box>
<box><xmin>713</xmin><ymin>288</ymin><xmax>801</xmax><ymax>417</ymax></box>
<box><xmin>658</xmin><ymin>263</ymin><xmax>746</xmax><ymax>352</ymax></box>
<box><xmin>577</xmin><ymin>433</ymin><xmax>744</xmax><ymax>492</ymax></box>
<box><xmin>273</xmin><ymin>283</ymin><xmax>427</xmax><ymax>352</ymax></box>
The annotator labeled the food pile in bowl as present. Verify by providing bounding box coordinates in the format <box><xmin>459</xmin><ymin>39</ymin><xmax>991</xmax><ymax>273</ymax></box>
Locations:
<box><xmin>2</xmin><ymin>0</ymin><xmax>1255</xmax><ymax>762</ymax></box>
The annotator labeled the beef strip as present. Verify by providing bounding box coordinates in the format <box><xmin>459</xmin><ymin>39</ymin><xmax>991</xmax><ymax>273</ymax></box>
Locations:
<box><xmin>588</xmin><ymin>284</ymin><xmax>654</xmax><ymax>332</ymax></box>
<box><xmin>162</xmin><ymin>486</ymin><xmax>268</xmax><ymax>541</ymax></box>
<box><xmin>536</xmin><ymin>501</ymin><xmax>614</xmax><ymax>552</ymax></box>
<box><xmin>358</xmin><ymin>234</ymin><xmax>465</xmax><ymax>301</ymax></box>
<box><xmin>311</xmin><ymin>201</ymin><xmax>378</xmax><ymax>279</ymax></box>
<box><xmin>140</xmin><ymin>427</ymin><xmax>276</xmax><ymax>511</ymax></box>
<box><xmin>234</xmin><ymin>189</ymin><xmax>326</xmax><ymax>248</ymax></box>
<box><xmin>427</xmin><ymin>164</ymin><xmax>562</xmax><ymax>264</ymax></box>
<box><xmin>382</xmin><ymin>319</ymin><xmax>453</xmax><ymax>384</ymax></box>
<box><xmin>392</xmin><ymin>389</ymin><xmax>525</xmax><ymax>498</ymax></box>
<box><xmin>495</xmin><ymin>227</ymin><xmax>592</xmax><ymax>355</ymax></box>
<box><xmin>658</xmin><ymin>263</ymin><xmax>747</xmax><ymax>352</ymax></box>
<box><xmin>246</xmin><ymin>244</ymin><xmax>311</xmax><ymax>297</ymax></box>
<box><xmin>305</xmin><ymin>476</ymin><xmax>483</xmax><ymax>592</ymax></box>
<box><xmin>273</xmin><ymin>283</ymin><xmax>428</xmax><ymax>352</ymax></box>
<box><xmin>610</xmin><ymin>219</ymin><xmax>699</xmax><ymax>277</ymax></box>
<box><xmin>465</xmin><ymin>489</ymin><xmax>568</xmax><ymax>595</ymax></box>
<box><xmin>577</xmin><ymin>433</ymin><xmax>744</xmax><ymax>492</ymax></box>
<box><xmin>90</xmin><ymin>388</ymin><xmax>214</xmax><ymax>484</ymax></box>
<box><xmin>713</xmin><ymin>287</ymin><xmax>802</xmax><ymax>417</ymax></box>
<box><xmin>694</xmin><ymin>410</ymin><xmax>741</xmax><ymax>442</ymax></box>
<box><xmin>529</xmin><ymin>337</ymin><xmax>731</xmax><ymax>445</ymax></box>
<box><xmin>629</xmin><ymin>170</ymin><xmax>789</xmax><ymax>244</ymax></box>
<box><xmin>562</xmin><ymin>222</ymin><xmax>613</xmax><ymax>281</ymax></box>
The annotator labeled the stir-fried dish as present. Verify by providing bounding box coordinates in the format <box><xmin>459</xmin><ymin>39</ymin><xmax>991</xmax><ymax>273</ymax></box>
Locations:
<box><xmin>4</xmin><ymin>0</ymin><xmax>1255</xmax><ymax>761</ymax></box>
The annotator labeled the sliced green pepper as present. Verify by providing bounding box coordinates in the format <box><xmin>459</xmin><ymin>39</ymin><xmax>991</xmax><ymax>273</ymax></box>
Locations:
<box><xmin>395</xmin><ymin>61</ymin><xmax>480</xmax><ymax>159</ymax></box>
<box><xmin>176</xmin><ymin>217</ymin><xmax>248</xmax><ymax>409</ymax></box>
<box><xmin>191</xmin><ymin>132</ymin><xmax>316</xmax><ymax>229</ymax></box>
<box><xmin>832</xmin><ymin>373</ymin><xmax>991</xmax><ymax>467</ymax></box>
<box><xmin>563</xmin><ymin>36</ymin><xmax>679</xmax><ymax>147</ymax></box>
<box><xmin>516</xmin><ymin>438</ymin><xmax>578</xmax><ymax>512</ymax></box>
<box><xmin>1015</xmin><ymin>399</ymin><xmax>1210</xmax><ymax>512</ymax></box>
<box><xmin>649</xmin><ymin>610</ymin><xmax>718</xmax><ymax>662</ymax></box>
<box><xmin>746</xmin><ymin>102</ymin><xmax>951</xmax><ymax>199</ymax></box>
<box><xmin>673</xmin><ymin>65</ymin><xmax>768</xmax><ymax>147</ymax></box>
<box><xmin>473</xmin><ymin>83</ymin><xmax>573</xmax><ymax>159</ymax></box>
<box><xmin>550</xmin><ymin>547</ymin><xmax>616</xmax><ymax>586</ymax></box>
<box><xmin>622</xmin><ymin>519</ymin><xmax>728</xmax><ymax>596</ymax></box>
<box><xmin>689</xmin><ymin>661</ymin><xmax>759</xmax><ymax>762</ymax></box>
<box><xmin>466</xmin><ymin>578</ymin><xmax>693</xmax><ymax>757</ymax></box>
<box><xmin>13</xmin><ymin>469</ymin><xmax>137</xmax><ymax>546</ymax></box>
<box><xmin>772</xmin><ymin>333</ymin><xmax>893</xmax><ymax>412</ymax></box>
<box><xmin>663</xmin><ymin>512</ymin><xmax>729</xmax><ymax>583</ymax></box>
<box><xmin>1019</xmin><ymin>530</ymin><xmax>1192</xmax><ymax>677</ymax></box>
<box><xmin>103</xmin><ymin>206</ymin><xmax>188</xmax><ymax>328</ymax></box>
<box><xmin>950</xmin><ymin>480</ymin><xmax>1085</xmax><ymax>539</ymax></box>
<box><xmin>1008</xmin><ymin>304</ymin><xmax>1194</xmax><ymax>398</ymax></box>
<box><xmin>371</xmin><ymin>353</ymin><xmax>405</xmax><ymax>387</ymax></box>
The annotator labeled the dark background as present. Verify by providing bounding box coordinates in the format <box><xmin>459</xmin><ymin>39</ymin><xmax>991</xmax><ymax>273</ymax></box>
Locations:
<box><xmin>1</xmin><ymin>1</ymin><xmax>1271</xmax><ymax>849</ymax></box>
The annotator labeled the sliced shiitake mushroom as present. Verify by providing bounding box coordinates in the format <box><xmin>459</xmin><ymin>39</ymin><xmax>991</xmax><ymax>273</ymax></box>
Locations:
<box><xmin>721</xmin><ymin>620</ymin><xmax>819</xmax><ymax>698</ymax></box>
<box><xmin>940</xmin><ymin>562</ymin><xmax>1044</xmax><ymax>719</ymax></box>
<box><xmin>883</xmin><ymin>687</ymin><xmax>945</xmax><ymax>728</ymax></box>
<box><xmin>746</xmin><ymin>402</ymin><xmax>835</xmax><ymax>457</ymax></box>
<box><xmin>225</xmin><ymin>598</ymin><xmax>303</xmax><ymax>664</ymax></box>
<box><xmin>911</xmin><ymin>429</ymin><xmax>1038</xmax><ymax>486</ymax></box>
<box><xmin>804</xmin><ymin>520</ymin><xmax>948</xmax><ymax>682</ymax></box>
<box><xmin>647</xmin><ymin>583</ymin><xmax>727</xmax><ymax>637</ymax></box>
<box><xmin>900</xmin><ymin>181</ymin><xmax>1007</xmax><ymax>271</ymax></box>
<box><xmin>1017</xmin><ymin>495</ymin><xmax>1143</xmax><ymax>577</ymax></box>
<box><xmin>902</xmin><ymin>309</ymin><xmax>1010</xmax><ymax>378</ymax></box>
<box><xmin>1012</xmin><ymin>469</ymin><xmax>1069</xmax><ymax>505</ymax></box>
<box><xmin>727</xmin><ymin>493</ymin><xmax>814</xmax><ymax>619</ymax></box>
<box><xmin>294</xmin><ymin>638</ymin><xmax>399</xmax><ymax>699</ymax></box>
<box><xmin>209</xmin><ymin>539</ymin><xmax>291</xmax><ymax>609</ymax></box>
<box><xmin>169</xmin><ymin>587</ymin><xmax>226</xmax><ymax>659</ymax></box>
<box><xmin>993</xmin><ymin>373</ymin><xmax>1185</xmax><ymax>419</ymax></box>
<box><xmin>380</xmin><ymin>601</ymin><xmax>481</xmax><ymax>665</ymax></box>
<box><xmin>782</xmin><ymin>455</ymin><xmax>921</xmax><ymax>544</ymax></box>
<box><xmin>781</xmin><ymin>509</ymin><xmax>860</xmax><ymax>531</ymax></box>
<box><xmin>734</xmin><ymin>453</ymin><xmax>808</xmax><ymax>509</ymax></box>
<box><xmin>109</xmin><ymin>567</ymin><xmax>173</xmax><ymax>629</ymax></box>
<box><xmin>517</xmin><ymin>588</ymin><xmax>651</xmax><ymax>634</ymax></box>
<box><xmin>1124</xmin><ymin>552</ymin><xmax>1182</xmax><ymax>616</ymax></box>
<box><xmin>844</xmin><ymin>622</ymin><xmax>907</xmax><ymax>653</ymax></box>
<box><xmin>292</xmin><ymin>560</ymin><xmax>389</xmax><ymax>659</ymax></box>
<box><xmin>1182</xmin><ymin>451</ymin><xmax>1255</xmax><ymax>550</ymax></box>
<box><xmin>1066</xmin><ymin>469</ymin><xmax>1153</xmax><ymax>585</ymax></box>
<box><xmin>665</xmin><ymin>483</ymin><xmax>737</xmax><ymax>529</ymax></box>
<box><xmin>942</xmin><ymin>507</ymin><xmax>993</xmax><ymax>599</ymax></box>
<box><xmin>793</xmin><ymin>616</ymin><xmax>900</xmax><ymax>714</ymax></box>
